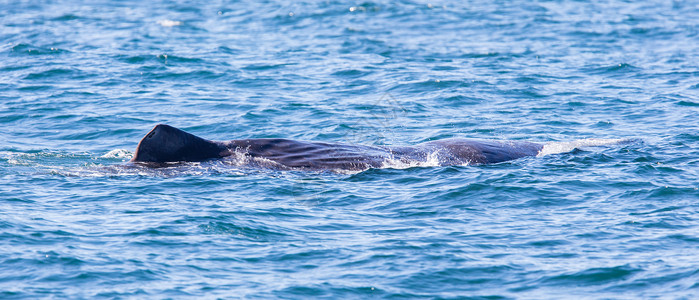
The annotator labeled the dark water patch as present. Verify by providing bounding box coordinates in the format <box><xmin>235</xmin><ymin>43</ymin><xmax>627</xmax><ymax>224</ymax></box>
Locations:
<box><xmin>331</xmin><ymin>69</ymin><xmax>371</xmax><ymax>78</ymax></box>
<box><xmin>667</xmin><ymin>234</ymin><xmax>699</xmax><ymax>244</ymax></box>
<box><xmin>118</xmin><ymin>54</ymin><xmax>156</xmax><ymax>64</ymax></box>
<box><xmin>37</xmin><ymin>268</ymin><xmax>163</xmax><ymax>287</ymax></box>
<box><xmin>47</xmin><ymin>90</ymin><xmax>99</xmax><ymax>99</ymax></box>
<box><xmin>9</xmin><ymin>43</ymin><xmax>69</xmax><ymax>56</ymax></box>
<box><xmin>231</xmin><ymin>78</ymin><xmax>277</xmax><ymax>89</ymax></box>
<box><xmin>117</xmin><ymin>54</ymin><xmax>207</xmax><ymax>66</ymax></box>
<box><xmin>339</xmin><ymin>37</ymin><xmax>394</xmax><ymax>56</ymax></box>
<box><xmin>514</xmin><ymin>75</ymin><xmax>553</xmax><ymax>85</ymax></box>
<box><xmin>242</xmin><ymin>62</ymin><xmax>293</xmax><ymax>71</ymax></box>
<box><xmin>605</xmin><ymin>268</ymin><xmax>699</xmax><ymax>293</ymax></box>
<box><xmin>460</xmin><ymin>52</ymin><xmax>503</xmax><ymax>59</ymax></box>
<box><xmin>0</xmin><ymin>64</ymin><xmax>32</xmax><ymax>73</ymax></box>
<box><xmin>22</xmin><ymin>68</ymin><xmax>84</xmax><ymax>81</ymax></box>
<box><xmin>523</xmin><ymin>239</ymin><xmax>571</xmax><ymax>248</ymax></box>
<box><xmin>318</xmin><ymin>286</ymin><xmax>387</xmax><ymax>299</ymax></box>
<box><xmin>268</xmin><ymin>248</ymin><xmax>342</xmax><ymax>266</ymax></box>
<box><xmin>633</xmin><ymin>163</ymin><xmax>685</xmax><ymax>175</ymax></box>
<box><xmin>149</xmin><ymin>70</ymin><xmax>225</xmax><ymax>81</ymax></box>
<box><xmin>674</xmin><ymin>133</ymin><xmax>699</xmax><ymax>142</ymax></box>
<box><xmin>0</xmin><ymin>256</ymin><xmax>87</xmax><ymax>288</ymax></box>
<box><xmin>94</xmin><ymin>289</ymin><xmax>150</xmax><ymax>299</ymax></box>
<box><xmin>51</xmin><ymin>14</ymin><xmax>81</xmax><ymax>21</ymax></box>
<box><xmin>499</xmin><ymin>88</ymin><xmax>548</xmax><ymax>99</ymax></box>
<box><xmin>386</xmin><ymin>79</ymin><xmax>474</xmax><ymax>96</ymax></box>
<box><xmin>620</xmin><ymin>216</ymin><xmax>692</xmax><ymax>230</ymax></box>
<box><xmin>125</xmin><ymin>225</ymin><xmax>189</xmax><ymax>237</ymax></box>
<box><xmin>276</xmin><ymin>285</ymin><xmax>327</xmax><ymax>298</ymax></box>
<box><xmin>216</xmin><ymin>45</ymin><xmax>241</xmax><ymax>54</ymax></box>
<box><xmin>24</xmin><ymin>69</ymin><xmax>69</xmax><ymax>80</ymax></box>
<box><xmin>396</xmin><ymin>265</ymin><xmax>521</xmax><ymax>293</ymax></box>
<box><xmin>17</xmin><ymin>84</ymin><xmax>55</xmax><ymax>92</ymax></box>
<box><xmin>642</xmin><ymin>186</ymin><xmax>699</xmax><ymax>201</ymax></box>
<box><xmin>432</xmin><ymin>64</ymin><xmax>459</xmax><ymax>71</ymax></box>
<box><xmin>154</xmin><ymin>54</ymin><xmax>206</xmax><ymax>64</ymax></box>
<box><xmin>592</xmin><ymin>120</ymin><xmax>614</xmax><ymax>128</ymax></box>
<box><xmin>531</xmin><ymin>252</ymin><xmax>579</xmax><ymax>259</ymax></box>
<box><xmin>442</xmin><ymin>95</ymin><xmax>483</xmax><ymax>107</ymax></box>
<box><xmin>199</xmin><ymin>221</ymin><xmax>289</xmax><ymax>241</ymax></box>
<box><xmin>29</xmin><ymin>229</ymin><xmax>76</xmax><ymax>238</ymax></box>
<box><xmin>639</xmin><ymin>220</ymin><xmax>690</xmax><ymax>230</ymax></box>
<box><xmin>584</xmin><ymin>63</ymin><xmax>641</xmax><ymax>76</ymax></box>
<box><xmin>676</xmin><ymin>100</ymin><xmax>699</xmax><ymax>107</ymax></box>
<box><xmin>539</xmin><ymin>265</ymin><xmax>642</xmax><ymax>286</ymax></box>
<box><xmin>0</xmin><ymin>114</ymin><xmax>31</xmax><ymax>123</ymax></box>
<box><xmin>629</xmin><ymin>205</ymin><xmax>685</xmax><ymax>216</ymax></box>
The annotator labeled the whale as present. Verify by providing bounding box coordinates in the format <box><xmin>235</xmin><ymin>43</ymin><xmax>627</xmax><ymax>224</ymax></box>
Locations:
<box><xmin>131</xmin><ymin>124</ymin><xmax>543</xmax><ymax>170</ymax></box>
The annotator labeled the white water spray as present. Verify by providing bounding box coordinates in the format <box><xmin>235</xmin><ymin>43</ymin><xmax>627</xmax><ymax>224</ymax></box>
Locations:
<box><xmin>538</xmin><ymin>138</ymin><xmax>635</xmax><ymax>157</ymax></box>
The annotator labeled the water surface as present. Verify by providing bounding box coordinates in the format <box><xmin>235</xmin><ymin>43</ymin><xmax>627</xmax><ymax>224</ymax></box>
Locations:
<box><xmin>1</xmin><ymin>0</ymin><xmax>698</xmax><ymax>298</ymax></box>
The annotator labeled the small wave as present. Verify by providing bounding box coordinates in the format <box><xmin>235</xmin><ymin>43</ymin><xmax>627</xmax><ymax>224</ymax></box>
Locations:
<box><xmin>23</xmin><ymin>68</ymin><xmax>77</xmax><ymax>80</ymax></box>
<box><xmin>3</xmin><ymin>150</ymin><xmax>83</xmax><ymax>166</ymax></box>
<box><xmin>538</xmin><ymin>138</ymin><xmax>636</xmax><ymax>157</ymax></box>
<box><xmin>199</xmin><ymin>221</ymin><xmax>288</xmax><ymax>241</ymax></box>
<box><xmin>9</xmin><ymin>43</ymin><xmax>69</xmax><ymax>55</ymax></box>
<box><xmin>52</xmin><ymin>162</ymin><xmax>249</xmax><ymax>178</ymax></box>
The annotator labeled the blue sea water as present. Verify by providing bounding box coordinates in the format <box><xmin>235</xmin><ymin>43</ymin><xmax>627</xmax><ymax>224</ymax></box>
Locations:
<box><xmin>2</xmin><ymin>0</ymin><xmax>699</xmax><ymax>298</ymax></box>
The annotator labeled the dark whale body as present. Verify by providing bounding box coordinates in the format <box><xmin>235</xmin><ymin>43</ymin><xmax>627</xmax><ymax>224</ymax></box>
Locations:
<box><xmin>131</xmin><ymin>124</ymin><xmax>543</xmax><ymax>170</ymax></box>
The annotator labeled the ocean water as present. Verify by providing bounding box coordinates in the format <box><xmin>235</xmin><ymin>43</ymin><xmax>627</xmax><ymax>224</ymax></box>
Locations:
<box><xmin>1</xmin><ymin>0</ymin><xmax>698</xmax><ymax>298</ymax></box>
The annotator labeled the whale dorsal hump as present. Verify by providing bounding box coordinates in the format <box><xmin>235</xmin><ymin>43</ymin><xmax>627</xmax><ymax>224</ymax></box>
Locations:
<box><xmin>131</xmin><ymin>124</ymin><xmax>224</xmax><ymax>163</ymax></box>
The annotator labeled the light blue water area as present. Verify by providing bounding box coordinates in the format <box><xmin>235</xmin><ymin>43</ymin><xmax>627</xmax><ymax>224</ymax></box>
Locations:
<box><xmin>2</xmin><ymin>0</ymin><xmax>699</xmax><ymax>298</ymax></box>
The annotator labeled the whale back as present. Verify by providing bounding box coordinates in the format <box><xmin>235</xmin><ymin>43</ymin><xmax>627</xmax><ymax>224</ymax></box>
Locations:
<box><xmin>418</xmin><ymin>139</ymin><xmax>543</xmax><ymax>165</ymax></box>
<box><xmin>130</xmin><ymin>125</ymin><xmax>544</xmax><ymax>168</ymax></box>
<box><xmin>131</xmin><ymin>124</ymin><xmax>225</xmax><ymax>163</ymax></box>
<box><xmin>469</xmin><ymin>140</ymin><xmax>543</xmax><ymax>164</ymax></box>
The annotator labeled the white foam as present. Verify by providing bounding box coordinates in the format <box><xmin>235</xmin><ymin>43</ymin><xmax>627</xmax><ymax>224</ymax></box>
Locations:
<box><xmin>221</xmin><ymin>149</ymin><xmax>287</xmax><ymax>170</ymax></box>
<box><xmin>538</xmin><ymin>138</ymin><xmax>633</xmax><ymax>156</ymax></box>
<box><xmin>157</xmin><ymin>20</ymin><xmax>182</xmax><ymax>27</ymax></box>
<box><xmin>379</xmin><ymin>149</ymin><xmax>453</xmax><ymax>170</ymax></box>
<box><xmin>101</xmin><ymin>149</ymin><xmax>133</xmax><ymax>159</ymax></box>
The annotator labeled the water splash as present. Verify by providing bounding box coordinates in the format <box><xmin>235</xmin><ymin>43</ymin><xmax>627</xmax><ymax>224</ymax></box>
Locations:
<box><xmin>379</xmin><ymin>148</ymin><xmax>453</xmax><ymax>170</ymax></box>
<box><xmin>101</xmin><ymin>149</ymin><xmax>132</xmax><ymax>159</ymax></box>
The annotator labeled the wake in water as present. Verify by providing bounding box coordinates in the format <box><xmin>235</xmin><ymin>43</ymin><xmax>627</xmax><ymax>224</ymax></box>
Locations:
<box><xmin>538</xmin><ymin>138</ymin><xmax>638</xmax><ymax>157</ymax></box>
<box><xmin>358</xmin><ymin>138</ymin><xmax>638</xmax><ymax>172</ymax></box>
